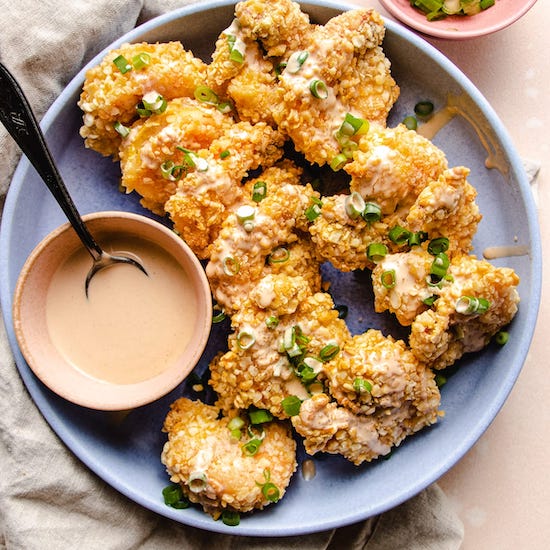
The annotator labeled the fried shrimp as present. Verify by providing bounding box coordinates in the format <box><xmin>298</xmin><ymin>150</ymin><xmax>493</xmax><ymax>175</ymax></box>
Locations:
<box><xmin>165</xmin><ymin>121</ymin><xmax>285</xmax><ymax>258</ymax></box>
<box><xmin>409</xmin><ymin>254</ymin><xmax>520</xmax><ymax>369</ymax></box>
<box><xmin>209</xmin><ymin>291</ymin><xmax>350</xmax><ymax>418</ymax></box>
<box><xmin>345</xmin><ymin>123</ymin><xmax>448</xmax><ymax>215</ymax></box>
<box><xmin>205</xmin><ymin>168</ymin><xmax>319</xmax><ymax>311</ymax></box>
<box><xmin>161</xmin><ymin>397</ymin><xmax>296</xmax><ymax>519</ymax></box>
<box><xmin>292</xmin><ymin>383</ymin><xmax>440</xmax><ymax>465</ymax></box>
<box><xmin>118</xmin><ymin>97</ymin><xmax>234</xmax><ymax>214</ymax></box>
<box><xmin>79</xmin><ymin>42</ymin><xmax>207</xmax><ymax>158</ymax></box>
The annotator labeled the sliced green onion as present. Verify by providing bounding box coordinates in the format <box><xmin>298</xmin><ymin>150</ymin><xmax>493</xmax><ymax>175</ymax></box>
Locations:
<box><xmin>222</xmin><ymin>256</ymin><xmax>240</xmax><ymax>276</ymax></box>
<box><xmin>414</xmin><ymin>100</ymin><xmax>434</xmax><ymax>118</ymax></box>
<box><xmin>236</xmin><ymin>205</ymin><xmax>256</xmax><ymax>232</ymax></box>
<box><xmin>217</xmin><ymin>102</ymin><xmax>232</xmax><ymax>114</ymax></box>
<box><xmin>286</xmin><ymin>50</ymin><xmax>309</xmax><ymax>73</ymax></box>
<box><xmin>455</xmin><ymin>295</ymin><xmax>490</xmax><ymax>315</ymax></box>
<box><xmin>268</xmin><ymin>246</ymin><xmax>290</xmax><ymax>264</ymax></box>
<box><xmin>353</xmin><ymin>377</ymin><xmax>372</xmax><ymax>394</ymax></box>
<box><xmin>339</xmin><ymin>113</ymin><xmax>369</xmax><ymax>136</ymax></box>
<box><xmin>297</xmin><ymin>364</ymin><xmax>317</xmax><ymax>383</ymax></box>
<box><xmin>389</xmin><ymin>225</ymin><xmax>411</xmax><ymax>245</ymax></box>
<box><xmin>367</xmin><ymin>242</ymin><xmax>388</xmax><ymax>262</ymax></box>
<box><xmin>194</xmin><ymin>85</ymin><xmax>219</xmax><ymax>104</ymax></box>
<box><xmin>113</xmin><ymin>54</ymin><xmax>132</xmax><ymax>74</ymax></box>
<box><xmin>381</xmin><ymin>269</ymin><xmax>396</xmax><ymax>289</ymax></box>
<box><xmin>362</xmin><ymin>202</ymin><xmax>382</xmax><ymax>224</ymax></box>
<box><xmin>242</xmin><ymin>438</ymin><xmax>263</xmax><ymax>456</ymax></box>
<box><xmin>281</xmin><ymin>395</ymin><xmax>302</xmax><ymax>416</ymax></box>
<box><xmin>435</xmin><ymin>373</ymin><xmax>447</xmax><ymax>388</ymax></box>
<box><xmin>480</xmin><ymin>0</ymin><xmax>495</xmax><ymax>8</ymax></box>
<box><xmin>221</xmin><ymin>510</ymin><xmax>240</xmax><ymax>526</ymax></box>
<box><xmin>262</xmin><ymin>482</ymin><xmax>280</xmax><ymax>502</ymax></box>
<box><xmin>427</xmin><ymin>237</ymin><xmax>450</xmax><ymax>255</ymax></box>
<box><xmin>305</xmin><ymin>197</ymin><xmax>322</xmax><ymax>221</ymax></box>
<box><xmin>131</xmin><ymin>52</ymin><xmax>151</xmax><ymax>70</ymax></box>
<box><xmin>212</xmin><ymin>303</ymin><xmax>226</xmax><ymax>323</ymax></box>
<box><xmin>162</xmin><ymin>484</ymin><xmax>189</xmax><ymax>509</ymax></box>
<box><xmin>188</xmin><ymin>472</ymin><xmax>207</xmax><ymax>493</ymax></box>
<box><xmin>142</xmin><ymin>91</ymin><xmax>168</xmax><ymax>114</ymax></box>
<box><xmin>228</xmin><ymin>416</ymin><xmax>245</xmax><ymax>433</ymax></box>
<box><xmin>402</xmin><ymin>115</ymin><xmax>418</xmax><ymax>131</ymax></box>
<box><xmin>430</xmin><ymin>252</ymin><xmax>450</xmax><ymax>279</ymax></box>
<box><xmin>309</xmin><ymin>79</ymin><xmax>328</xmax><ymax>99</ymax></box>
<box><xmin>266</xmin><ymin>315</ymin><xmax>279</xmax><ymax>329</ymax></box>
<box><xmin>319</xmin><ymin>342</ymin><xmax>340</xmax><ymax>362</ymax></box>
<box><xmin>220</xmin><ymin>149</ymin><xmax>231</xmax><ymax>159</ymax></box>
<box><xmin>345</xmin><ymin>192</ymin><xmax>366</xmax><ymax>220</ymax></box>
<box><xmin>252</xmin><ymin>181</ymin><xmax>267</xmax><ymax>202</ymax></box>
<box><xmin>408</xmin><ymin>231</ymin><xmax>428</xmax><ymax>246</ymax></box>
<box><xmin>495</xmin><ymin>331</ymin><xmax>509</xmax><ymax>345</ymax></box>
<box><xmin>113</xmin><ymin>121</ymin><xmax>130</xmax><ymax>138</ymax></box>
<box><xmin>329</xmin><ymin>153</ymin><xmax>348</xmax><ymax>171</ymax></box>
<box><xmin>422</xmin><ymin>295</ymin><xmax>438</xmax><ymax>307</ymax></box>
<box><xmin>227</xmin><ymin>35</ymin><xmax>245</xmax><ymax>63</ymax></box>
<box><xmin>160</xmin><ymin>160</ymin><xmax>185</xmax><ymax>181</ymax></box>
<box><xmin>236</xmin><ymin>330</ymin><xmax>256</xmax><ymax>350</ymax></box>
<box><xmin>249</xmin><ymin>408</ymin><xmax>273</xmax><ymax>425</ymax></box>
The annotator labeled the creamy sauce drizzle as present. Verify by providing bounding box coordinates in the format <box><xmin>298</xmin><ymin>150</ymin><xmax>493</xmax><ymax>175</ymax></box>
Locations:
<box><xmin>483</xmin><ymin>245</ymin><xmax>529</xmax><ymax>260</ymax></box>
<box><xmin>417</xmin><ymin>93</ymin><xmax>508</xmax><ymax>175</ymax></box>
<box><xmin>46</xmin><ymin>236</ymin><xmax>197</xmax><ymax>385</ymax></box>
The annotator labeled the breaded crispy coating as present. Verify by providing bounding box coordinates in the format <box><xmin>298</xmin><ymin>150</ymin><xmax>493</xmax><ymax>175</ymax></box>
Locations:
<box><xmin>119</xmin><ymin>97</ymin><xmax>233</xmax><ymax>214</ymax></box>
<box><xmin>409</xmin><ymin>254</ymin><xmax>520</xmax><ymax>369</ymax></box>
<box><xmin>205</xmin><ymin>175</ymin><xmax>319</xmax><ymax>310</ymax></box>
<box><xmin>324</xmin><ymin>330</ymin><xmax>440</xmax><ymax>418</ymax></box>
<box><xmin>345</xmin><ymin>124</ymin><xmax>448</xmax><ymax>215</ymax></box>
<box><xmin>209</xmin><ymin>291</ymin><xmax>350</xmax><ymax>418</ymax></box>
<box><xmin>292</xmin><ymin>385</ymin><xmax>440</xmax><ymax>465</ymax></box>
<box><xmin>161</xmin><ymin>397</ymin><xmax>296</xmax><ymax>518</ymax></box>
<box><xmin>234</xmin><ymin>0</ymin><xmax>310</xmax><ymax>57</ymax></box>
<box><xmin>79</xmin><ymin>42</ymin><xmax>207</xmax><ymax>157</ymax></box>
<box><xmin>406</xmin><ymin>166</ymin><xmax>482</xmax><ymax>255</ymax></box>
<box><xmin>165</xmin><ymin>121</ymin><xmax>285</xmax><ymax>258</ymax></box>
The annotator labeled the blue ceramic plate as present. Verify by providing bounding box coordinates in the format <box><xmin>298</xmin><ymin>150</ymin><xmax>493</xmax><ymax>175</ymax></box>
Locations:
<box><xmin>0</xmin><ymin>0</ymin><xmax>541</xmax><ymax>536</ymax></box>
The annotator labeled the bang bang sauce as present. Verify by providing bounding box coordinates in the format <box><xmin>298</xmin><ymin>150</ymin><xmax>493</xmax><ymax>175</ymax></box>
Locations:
<box><xmin>46</xmin><ymin>235</ymin><xmax>198</xmax><ymax>385</ymax></box>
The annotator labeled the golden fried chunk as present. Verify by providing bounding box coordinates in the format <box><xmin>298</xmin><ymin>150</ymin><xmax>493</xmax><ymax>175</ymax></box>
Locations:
<box><xmin>165</xmin><ymin>121</ymin><xmax>285</xmax><ymax>258</ymax></box>
<box><xmin>235</xmin><ymin>0</ymin><xmax>310</xmax><ymax>57</ymax></box>
<box><xmin>79</xmin><ymin>42</ymin><xmax>207</xmax><ymax>157</ymax></box>
<box><xmin>209</xmin><ymin>292</ymin><xmax>351</xmax><ymax>418</ymax></box>
<box><xmin>409</xmin><ymin>254</ymin><xmax>520</xmax><ymax>369</ymax></box>
<box><xmin>308</xmin><ymin>193</ymin><xmax>392</xmax><ymax>272</ymax></box>
<box><xmin>372</xmin><ymin>247</ymin><xmax>435</xmax><ymax>326</ymax></box>
<box><xmin>119</xmin><ymin>97</ymin><xmax>233</xmax><ymax>214</ymax></box>
<box><xmin>345</xmin><ymin>124</ymin><xmax>448</xmax><ymax>215</ymax></box>
<box><xmin>205</xmin><ymin>175</ymin><xmax>318</xmax><ymax>310</ymax></box>
<box><xmin>292</xmin><ymin>387</ymin><xmax>440</xmax><ymax>465</ymax></box>
<box><xmin>207</xmin><ymin>27</ymin><xmax>279</xmax><ymax>126</ymax></box>
<box><xmin>324</xmin><ymin>330</ymin><xmax>440</xmax><ymax>418</ymax></box>
<box><xmin>272</xmin><ymin>10</ymin><xmax>396</xmax><ymax>166</ymax></box>
<box><xmin>161</xmin><ymin>398</ymin><xmax>296</xmax><ymax>519</ymax></box>
<box><xmin>406</xmin><ymin>166</ymin><xmax>482</xmax><ymax>255</ymax></box>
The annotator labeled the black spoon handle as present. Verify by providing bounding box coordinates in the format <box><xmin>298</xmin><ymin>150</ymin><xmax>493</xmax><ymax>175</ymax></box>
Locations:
<box><xmin>0</xmin><ymin>62</ymin><xmax>102</xmax><ymax>258</ymax></box>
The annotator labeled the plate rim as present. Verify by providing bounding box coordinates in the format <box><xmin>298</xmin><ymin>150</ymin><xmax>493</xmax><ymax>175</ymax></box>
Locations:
<box><xmin>0</xmin><ymin>0</ymin><xmax>542</xmax><ymax>536</ymax></box>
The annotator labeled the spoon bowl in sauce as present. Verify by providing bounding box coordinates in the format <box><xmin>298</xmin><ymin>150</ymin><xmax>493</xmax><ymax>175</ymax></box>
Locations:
<box><xmin>12</xmin><ymin>211</ymin><xmax>212</xmax><ymax>411</ymax></box>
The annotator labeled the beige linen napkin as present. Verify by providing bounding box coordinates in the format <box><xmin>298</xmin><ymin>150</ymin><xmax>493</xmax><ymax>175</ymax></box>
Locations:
<box><xmin>0</xmin><ymin>1</ymin><xmax>464</xmax><ymax>548</ymax></box>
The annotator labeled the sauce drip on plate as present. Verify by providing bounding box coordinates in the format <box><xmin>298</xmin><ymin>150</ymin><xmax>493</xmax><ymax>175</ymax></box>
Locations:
<box><xmin>46</xmin><ymin>235</ymin><xmax>197</xmax><ymax>385</ymax></box>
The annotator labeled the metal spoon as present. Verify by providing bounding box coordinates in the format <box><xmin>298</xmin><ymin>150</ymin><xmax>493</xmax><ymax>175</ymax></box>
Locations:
<box><xmin>0</xmin><ymin>62</ymin><xmax>147</xmax><ymax>296</ymax></box>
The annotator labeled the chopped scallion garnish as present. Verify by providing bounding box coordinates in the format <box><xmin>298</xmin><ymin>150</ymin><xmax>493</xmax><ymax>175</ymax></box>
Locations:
<box><xmin>236</xmin><ymin>330</ymin><xmax>256</xmax><ymax>350</ymax></box>
<box><xmin>309</xmin><ymin>79</ymin><xmax>328</xmax><ymax>99</ymax></box>
<box><xmin>495</xmin><ymin>331</ymin><xmax>509</xmax><ymax>345</ymax></box>
<box><xmin>402</xmin><ymin>115</ymin><xmax>418</xmax><ymax>131</ymax></box>
<box><xmin>362</xmin><ymin>202</ymin><xmax>382</xmax><ymax>224</ymax></box>
<box><xmin>113</xmin><ymin>54</ymin><xmax>132</xmax><ymax>74</ymax></box>
<box><xmin>268</xmin><ymin>246</ymin><xmax>290</xmax><ymax>264</ymax></box>
<box><xmin>427</xmin><ymin>237</ymin><xmax>450</xmax><ymax>255</ymax></box>
<box><xmin>381</xmin><ymin>269</ymin><xmax>397</xmax><ymax>289</ymax></box>
<box><xmin>265</xmin><ymin>315</ymin><xmax>279</xmax><ymax>329</ymax></box>
<box><xmin>113</xmin><ymin>121</ymin><xmax>130</xmax><ymax>138</ymax></box>
<box><xmin>242</xmin><ymin>438</ymin><xmax>263</xmax><ymax>456</ymax></box>
<box><xmin>455</xmin><ymin>295</ymin><xmax>490</xmax><ymax>315</ymax></box>
<box><xmin>222</xmin><ymin>256</ymin><xmax>240</xmax><ymax>276</ymax></box>
<box><xmin>367</xmin><ymin>242</ymin><xmax>388</xmax><ymax>262</ymax></box>
<box><xmin>329</xmin><ymin>153</ymin><xmax>348</xmax><ymax>171</ymax></box>
<box><xmin>281</xmin><ymin>395</ymin><xmax>302</xmax><ymax>416</ymax></box>
<box><xmin>132</xmin><ymin>52</ymin><xmax>151</xmax><ymax>70</ymax></box>
<box><xmin>353</xmin><ymin>377</ymin><xmax>372</xmax><ymax>394</ymax></box>
<box><xmin>188</xmin><ymin>472</ymin><xmax>207</xmax><ymax>493</ymax></box>
<box><xmin>194</xmin><ymin>85</ymin><xmax>219</xmax><ymax>104</ymax></box>
<box><xmin>286</xmin><ymin>50</ymin><xmax>309</xmax><ymax>73</ymax></box>
<box><xmin>345</xmin><ymin>192</ymin><xmax>366</xmax><ymax>220</ymax></box>
<box><xmin>221</xmin><ymin>510</ymin><xmax>240</xmax><ymax>526</ymax></box>
<box><xmin>414</xmin><ymin>100</ymin><xmax>434</xmax><ymax>118</ymax></box>
<box><xmin>389</xmin><ymin>225</ymin><xmax>411</xmax><ymax>245</ymax></box>
<box><xmin>252</xmin><ymin>181</ymin><xmax>267</xmax><ymax>202</ymax></box>
<box><xmin>319</xmin><ymin>342</ymin><xmax>340</xmax><ymax>362</ymax></box>
<box><xmin>249</xmin><ymin>408</ymin><xmax>273</xmax><ymax>425</ymax></box>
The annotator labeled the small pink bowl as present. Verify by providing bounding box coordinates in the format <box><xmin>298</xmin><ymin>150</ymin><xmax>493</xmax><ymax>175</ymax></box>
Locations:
<box><xmin>12</xmin><ymin>211</ymin><xmax>212</xmax><ymax>411</ymax></box>
<box><xmin>380</xmin><ymin>0</ymin><xmax>538</xmax><ymax>39</ymax></box>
